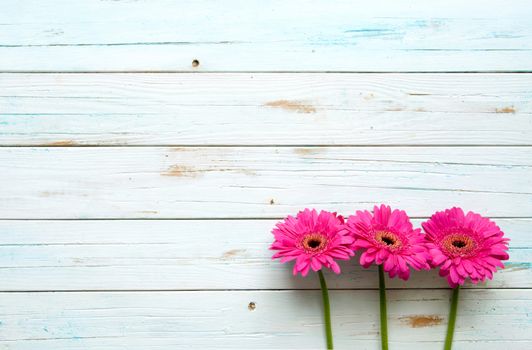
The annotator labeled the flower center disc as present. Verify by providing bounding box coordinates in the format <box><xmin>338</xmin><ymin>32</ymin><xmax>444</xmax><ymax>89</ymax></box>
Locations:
<box><xmin>452</xmin><ymin>240</ymin><xmax>467</xmax><ymax>248</ymax></box>
<box><xmin>375</xmin><ymin>231</ymin><xmax>402</xmax><ymax>249</ymax></box>
<box><xmin>442</xmin><ymin>233</ymin><xmax>476</xmax><ymax>256</ymax></box>
<box><xmin>301</xmin><ymin>233</ymin><xmax>327</xmax><ymax>252</ymax></box>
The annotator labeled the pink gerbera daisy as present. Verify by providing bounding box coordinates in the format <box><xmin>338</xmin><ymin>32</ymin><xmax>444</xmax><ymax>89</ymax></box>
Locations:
<box><xmin>422</xmin><ymin>207</ymin><xmax>510</xmax><ymax>287</ymax></box>
<box><xmin>345</xmin><ymin>204</ymin><xmax>431</xmax><ymax>280</ymax></box>
<box><xmin>270</xmin><ymin>208</ymin><xmax>355</xmax><ymax>276</ymax></box>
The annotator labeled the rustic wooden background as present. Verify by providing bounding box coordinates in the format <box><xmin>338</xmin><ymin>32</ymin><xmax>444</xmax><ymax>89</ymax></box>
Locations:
<box><xmin>0</xmin><ymin>1</ymin><xmax>531</xmax><ymax>349</ymax></box>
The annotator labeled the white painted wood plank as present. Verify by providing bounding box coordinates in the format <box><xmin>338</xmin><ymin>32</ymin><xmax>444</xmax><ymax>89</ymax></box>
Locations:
<box><xmin>0</xmin><ymin>219</ymin><xmax>527</xmax><ymax>291</ymax></box>
<box><xmin>0</xmin><ymin>290</ymin><xmax>529</xmax><ymax>349</ymax></box>
<box><xmin>0</xmin><ymin>1</ymin><xmax>531</xmax><ymax>71</ymax></box>
<box><xmin>0</xmin><ymin>147</ymin><xmax>530</xmax><ymax>219</ymax></box>
<box><xmin>1</xmin><ymin>73</ymin><xmax>531</xmax><ymax>146</ymax></box>
<box><xmin>0</xmin><ymin>147</ymin><xmax>532</xmax><ymax>219</ymax></box>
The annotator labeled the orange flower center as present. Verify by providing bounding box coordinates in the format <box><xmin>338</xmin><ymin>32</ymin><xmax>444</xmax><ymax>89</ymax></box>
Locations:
<box><xmin>442</xmin><ymin>233</ymin><xmax>476</xmax><ymax>256</ymax></box>
<box><xmin>375</xmin><ymin>231</ymin><xmax>402</xmax><ymax>249</ymax></box>
<box><xmin>301</xmin><ymin>233</ymin><xmax>327</xmax><ymax>253</ymax></box>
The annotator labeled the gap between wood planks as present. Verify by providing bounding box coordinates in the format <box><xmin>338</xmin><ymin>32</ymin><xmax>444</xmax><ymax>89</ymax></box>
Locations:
<box><xmin>0</xmin><ymin>217</ymin><xmax>529</xmax><ymax>221</ymax></box>
<box><xmin>0</xmin><ymin>288</ymin><xmax>528</xmax><ymax>292</ymax></box>
<box><xmin>1</xmin><ymin>71</ymin><xmax>532</xmax><ymax>74</ymax></box>
<box><xmin>3</xmin><ymin>145</ymin><xmax>532</xmax><ymax>148</ymax></box>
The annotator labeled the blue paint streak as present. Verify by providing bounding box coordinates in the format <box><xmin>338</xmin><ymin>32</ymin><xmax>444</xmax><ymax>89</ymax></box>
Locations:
<box><xmin>343</xmin><ymin>28</ymin><xmax>402</xmax><ymax>40</ymax></box>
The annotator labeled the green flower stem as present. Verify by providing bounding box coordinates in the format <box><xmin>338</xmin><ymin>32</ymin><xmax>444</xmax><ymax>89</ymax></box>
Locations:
<box><xmin>378</xmin><ymin>265</ymin><xmax>388</xmax><ymax>350</ymax></box>
<box><xmin>318</xmin><ymin>270</ymin><xmax>333</xmax><ymax>349</ymax></box>
<box><xmin>444</xmin><ymin>286</ymin><xmax>460</xmax><ymax>350</ymax></box>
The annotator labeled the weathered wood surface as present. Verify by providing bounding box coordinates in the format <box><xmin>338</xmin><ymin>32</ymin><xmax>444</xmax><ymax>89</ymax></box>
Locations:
<box><xmin>0</xmin><ymin>290</ymin><xmax>530</xmax><ymax>349</ymax></box>
<box><xmin>1</xmin><ymin>1</ymin><xmax>531</xmax><ymax>348</ymax></box>
<box><xmin>0</xmin><ymin>219</ymin><xmax>528</xmax><ymax>291</ymax></box>
<box><xmin>1</xmin><ymin>73</ymin><xmax>531</xmax><ymax>146</ymax></box>
<box><xmin>0</xmin><ymin>1</ymin><xmax>531</xmax><ymax>72</ymax></box>
<box><xmin>0</xmin><ymin>147</ymin><xmax>530</xmax><ymax>219</ymax></box>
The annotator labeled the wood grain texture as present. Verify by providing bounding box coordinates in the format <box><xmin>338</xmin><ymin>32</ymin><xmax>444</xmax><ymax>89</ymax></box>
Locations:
<box><xmin>0</xmin><ymin>290</ymin><xmax>530</xmax><ymax>349</ymax></box>
<box><xmin>0</xmin><ymin>147</ymin><xmax>531</xmax><ymax>219</ymax></box>
<box><xmin>1</xmin><ymin>73</ymin><xmax>531</xmax><ymax>146</ymax></box>
<box><xmin>0</xmin><ymin>219</ymin><xmax>528</xmax><ymax>291</ymax></box>
<box><xmin>0</xmin><ymin>1</ymin><xmax>531</xmax><ymax>72</ymax></box>
<box><xmin>2</xmin><ymin>1</ymin><xmax>531</xmax><ymax>348</ymax></box>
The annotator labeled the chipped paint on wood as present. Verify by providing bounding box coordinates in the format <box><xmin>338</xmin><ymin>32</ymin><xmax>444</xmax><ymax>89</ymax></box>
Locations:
<box><xmin>162</xmin><ymin>164</ymin><xmax>256</xmax><ymax>178</ymax></box>
<box><xmin>400</xmin><ymin>315</ymin><xmax>444</xmax><ymax>328</ymax></box>
<box><xmin>294</xmin><ymin>148</ymin><xmax>321</xmax><ymax>156</ymax></box>
<box><xmin>162</xmin><ymin>165</ymin><xmax>200</xmax><ymax>177</ymax></box>
<box><xmin>46</xmin><ymin>140</ymin><xmax>77</xmax><ymax>146</ymax></box>
<box><xmin>2</xmin><ymin>74</ymin><xmax>532</xmax><ymax>146</ymax></box>
<box><xmin>264</xmin><ymin>100</ymin><xmax>317</xmax><ymax>113</ymax></box>
<box><xmin>1</xmin><ymin>1</ymin><xmax>531</xmax><ymax>71</ymax></box>
<box><xmin>496</xmin><ymin>106</ymin><xmax>517</xmax><ymax>114</ymax></box>
<box><xmin>0</xmin><ymin>219</ymin><xmax>528</xmax><ymax>290</ymax></box>
<box><xmin>2</xmin><ymin>147</ymin><xmax>532</xmax><ymax>218</ymax></box>
<box><xmin>222</xmin><ymin>249</ymin><xmax>246</xmax><ymax>259</ymax></box>
<box><xmin>0</xmin><ymin>290</ymin><xmax>528</xmax><ymax>348</ymax></box>
<box><xmin>39</xmin><ymin>191</ymin><xmax>65</xmax><ymax>197</ymax></box>
<box><xmin>0</xmin><ymin>2</ymin><xmax>530</xmax><ymax>348</ymax></box>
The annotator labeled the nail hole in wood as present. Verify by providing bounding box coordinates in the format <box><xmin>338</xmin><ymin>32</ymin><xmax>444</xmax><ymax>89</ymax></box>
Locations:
<box><xmin>248</xmin><ymin>302</ymin><xmax>256</xmax><ymax>311</ymax></box>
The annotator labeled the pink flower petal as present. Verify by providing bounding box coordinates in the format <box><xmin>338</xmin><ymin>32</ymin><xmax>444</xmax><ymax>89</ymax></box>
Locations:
<box><xmin>422</xmin><ymin>207</ymin><xmax>509</xmax><ymax>286</ymax></box>
<box><xmin>345</xmin><ymin>204</ymin><xmax>431</xmax><ymax>280</ymax></box>
<box><xmin>271</xmin><ymin>209</ymin><xmax>352</xmax><ymax>276</ymax></box>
